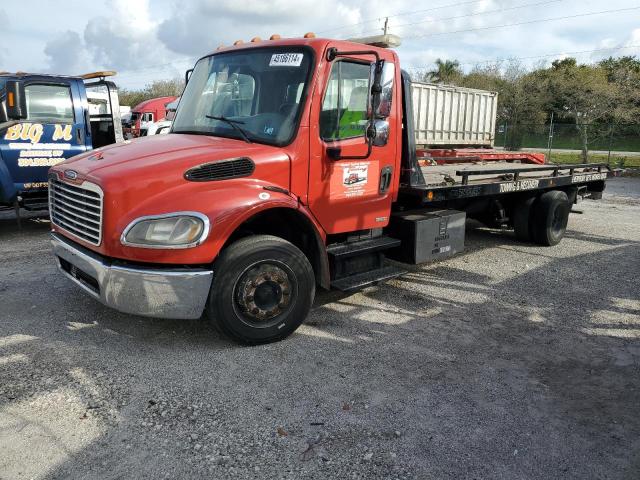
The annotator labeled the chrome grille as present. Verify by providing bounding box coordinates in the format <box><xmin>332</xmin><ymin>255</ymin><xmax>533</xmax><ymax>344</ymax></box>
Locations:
<box><xmin>49</xmin><ymin>178</ymin><xmax>103</xmax><ymax>246</ymax></box>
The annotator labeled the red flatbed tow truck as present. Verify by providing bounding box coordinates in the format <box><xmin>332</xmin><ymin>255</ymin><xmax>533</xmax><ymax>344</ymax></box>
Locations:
<box><xmin>48</xmin><ymin>33</ymin><xmax>616</xmax><ymax>343</ymax></box>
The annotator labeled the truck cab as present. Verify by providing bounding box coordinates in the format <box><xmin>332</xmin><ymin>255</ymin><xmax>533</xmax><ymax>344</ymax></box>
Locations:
<box><xmin>128</xmin><ymin>96</ymin><xmax>177</xmax><ymax>137</ymax></box>
<box><xmin>48</xmin><ymin>35</ymin><xmax>613</xmax><ymax>344</ymax></box>
<box><xmin>0</xmin><ymin>71</ymin><xmax>123</xmax><ymax>211</ymax></box>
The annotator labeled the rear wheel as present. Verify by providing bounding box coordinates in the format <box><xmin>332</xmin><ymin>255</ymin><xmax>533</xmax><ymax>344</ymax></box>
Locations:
<box><xmin>207</xmin><ymin>235</ymin><xmax>315</xmax><ymax>344</ymax></box>
<box><xmin>512</xmin><ymin>196</ymin><xmax>536</xmax><ymax>242</ymax></box>
<box><xmin>530</xmin><ymin>190</ymin><xmax>570</xmax><ymax>246</ymax></box>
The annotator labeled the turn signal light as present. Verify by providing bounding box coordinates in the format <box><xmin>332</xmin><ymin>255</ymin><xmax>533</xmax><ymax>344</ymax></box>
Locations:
<box><xmin>304</xmin><ymin>32</ymin><xmax>316</xmax><ymax>38</ymax></box>
<box><xmin>7</xmin><ymin>91</ymin><xmax>14</xmax><ymax>107</ymax></box>
<box><xmin>269</xmin><ymin>34</ymin><xmax>281</xmax><ymax>40</ymax></box>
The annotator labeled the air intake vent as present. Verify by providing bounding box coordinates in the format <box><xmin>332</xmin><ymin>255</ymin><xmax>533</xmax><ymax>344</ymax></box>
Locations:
<box><xmin>185</xmin><ymin>157</ymin><xmax>255</xmax><ymax>182</ymax></box>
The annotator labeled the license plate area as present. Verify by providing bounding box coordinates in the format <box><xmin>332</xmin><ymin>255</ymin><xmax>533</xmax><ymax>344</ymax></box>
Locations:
<box><xmin>59</xmin><ymin>257</ymin><xmax>100</xmax><ymax>295</ymax></box>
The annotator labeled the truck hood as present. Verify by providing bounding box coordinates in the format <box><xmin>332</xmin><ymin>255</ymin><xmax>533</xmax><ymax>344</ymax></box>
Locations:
<box><xmin>57</xmin><ymin>134</ymin><xmax>285</xmax><ymax>179</ymax></box>
<box><xmin>50</xmin><ymin>133</ymin><xmax>291</xmax><ymax>219</ymax></box>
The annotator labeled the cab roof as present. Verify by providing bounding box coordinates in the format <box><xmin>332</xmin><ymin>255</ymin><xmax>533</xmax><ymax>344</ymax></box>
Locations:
<box><xmin>205</xmin><ymin>35</ymin><xmax>398</xmax><ymax>59</ymax></box>
<box><xmin>0</xmin><ymin>71</ymin><xmax>116</xmax><ymax>80</ymax></box>
<box><xmin>132</xmin><ymin>96</ymin><xmax>178</xmax><ymax>112</ymax></box>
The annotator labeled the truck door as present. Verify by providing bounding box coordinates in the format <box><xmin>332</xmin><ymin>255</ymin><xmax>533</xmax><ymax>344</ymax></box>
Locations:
<box><xmin>1</xmin><ymin>80</ymin><xmax>87</xmax><ymax>196</ymax></box>
<box><xmin>307</xmin><ymin>54</ymin><xmax>398</xmax><ymax>234</ymax></box>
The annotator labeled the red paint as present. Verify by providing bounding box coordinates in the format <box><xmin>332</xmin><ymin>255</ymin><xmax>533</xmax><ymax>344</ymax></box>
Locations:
<box><xmin>127</xmin><ymin>96</ymin><xmax>178</xmax><ymax>137</ymax></box>
<box><xmin>50</xmin><ymin>37</ymin><xmax>545</xmax><ymax>268</ymax></box>
<box><xmin>417</xmin><ymin>148</ymin><xmax>546</xmax><ymax>165</ymax></box>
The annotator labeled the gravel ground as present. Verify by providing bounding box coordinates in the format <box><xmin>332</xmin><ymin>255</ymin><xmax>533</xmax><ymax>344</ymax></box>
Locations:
<box><xmin>0</xmin><ymin>178</ymin><xmax>639</xmax><ymax>480</ymax></box>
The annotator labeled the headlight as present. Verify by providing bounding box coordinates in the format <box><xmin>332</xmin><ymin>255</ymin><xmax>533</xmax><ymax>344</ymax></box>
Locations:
<box><xmin>121</xmin><ymin>212</ymin><xmax>210</xmax><ymax>248</ymax></box>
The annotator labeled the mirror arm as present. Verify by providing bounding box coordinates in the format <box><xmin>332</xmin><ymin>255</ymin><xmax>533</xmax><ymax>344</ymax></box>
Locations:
<box><xmin>326</xmin><ymin>47</ymin><xmax>380</xmax><ymax>64</ymax></box>
<box><xmin>327</xmin><ymin>140</ymin><xmax>373</xmax><ymax>161</ymax></box>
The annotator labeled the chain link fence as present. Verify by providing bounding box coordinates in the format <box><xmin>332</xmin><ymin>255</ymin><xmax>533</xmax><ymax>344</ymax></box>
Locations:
<box><xmin>495</xmin><ymin>121</ymin><xmax>640</xmax><ymax>167</ymax></box>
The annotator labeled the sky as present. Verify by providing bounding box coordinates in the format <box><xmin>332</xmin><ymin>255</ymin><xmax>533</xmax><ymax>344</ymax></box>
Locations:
<box><xmin>1</xmin><ymin>0</ymin><xmax>639</xmax><ymax>89</ymax></box>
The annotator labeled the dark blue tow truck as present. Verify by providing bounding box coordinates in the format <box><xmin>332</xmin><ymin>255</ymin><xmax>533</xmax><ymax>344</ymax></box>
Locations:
<box><xmin>0</xmin><ymin>71</ymin><xmax>123</xmax><ymax>217</ymax></box>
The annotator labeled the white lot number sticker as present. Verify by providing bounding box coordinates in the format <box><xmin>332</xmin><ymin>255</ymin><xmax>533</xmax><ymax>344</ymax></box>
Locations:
<box><xmin>269</xmin><ymin>53</ymin><xmax>304</xmax><ymax>67</ymax></box>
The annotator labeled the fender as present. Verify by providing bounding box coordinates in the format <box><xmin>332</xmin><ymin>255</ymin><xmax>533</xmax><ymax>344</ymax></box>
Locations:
<box><xmin>83</xmin><ymin>179</ymin><xmax>329</xmax><ymax>273</ymax></box>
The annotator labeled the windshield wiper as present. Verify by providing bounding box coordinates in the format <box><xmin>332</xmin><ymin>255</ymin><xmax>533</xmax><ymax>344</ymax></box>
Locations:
<box><xmin>205</xmin><ymin>115</ymin><xmax>252</xmax><ymax>143</ymax></box>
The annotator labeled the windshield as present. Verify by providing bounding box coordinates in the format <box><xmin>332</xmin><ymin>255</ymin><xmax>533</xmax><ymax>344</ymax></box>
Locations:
<box><xmin>172</xmin><ymin>48</ymin><xmax>313</xmax><ymax>146</ymax></box>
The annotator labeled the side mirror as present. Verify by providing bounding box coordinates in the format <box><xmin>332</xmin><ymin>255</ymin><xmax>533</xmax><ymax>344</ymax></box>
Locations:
<box><xmin>5</xmin><ymin>80</ymin><xmax>27</xmax><ymax>120</ymax></box>
<box><xmin>375</xmin><ymin>63</ymin><xmax>394</xmax><ymax>118</ymax></box>
<box><xmin>368</xmin><ymin>119</ymin><xmax>390</xmax><ymax>147</ymax></box>
<box><xmin>370</xmin><ymin>61</ymin><xmax>394</xmax><ymax>119</ymax></box>
<box><xmin>185</xmin><ymin>68</ymin><xmax>193</xmax><ymax>85</ymax></box>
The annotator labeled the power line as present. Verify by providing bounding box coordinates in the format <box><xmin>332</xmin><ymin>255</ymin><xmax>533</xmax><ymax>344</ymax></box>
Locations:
<box><xmin>115</xmin><ymin>58</ymin><xmax>195</xmax><ymax>77</ymax></box>
<box><xmin>311</xmin><ymin>0</ymin><xmax>490</xmax><ymax>35</ymax></box>
<box><xmin>461</xmin><ymin>45</ymin><xmax>640</xmax><ymax>66</ymax></box>
<box><xmin>355</xmin><ymin>0</ymin><xmax>563</xmax><ymax>38</ymax></box>
<box><xmin>113</xmin><ymin>6</ymin><xmax>640</xmax><ymax>83</ymax></box>
<box><xmin>404</xmin><ymin>6</ymin><xmax>640</xmax><ymax>39</ymax></box>
<box><xmin>409</xmin><ymin>45</ymin><xmax>640</xmax><ymax>70</ymax></box>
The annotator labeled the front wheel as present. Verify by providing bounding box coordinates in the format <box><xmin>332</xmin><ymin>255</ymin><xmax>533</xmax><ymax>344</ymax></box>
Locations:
<box><xmin>207</xmin><ymin>235</ymin><xmax>315</xmax><ymax>344</ymax></box>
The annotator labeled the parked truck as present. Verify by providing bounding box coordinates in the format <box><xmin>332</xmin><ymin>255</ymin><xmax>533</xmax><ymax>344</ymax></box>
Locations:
<box><xmin>0</xmin><ymin>71</ymin><xmax>123</xmax><ymax>212</ymax></box>
<box><xmin>125</xmin><ymin>96</ymin><xmax>178</xmax><ymax>138</ymax></box>
<box><xmin>144</xmin><ymin>97</ymin><xmax>180</xmax><ymax>136</ymax></box>
<box><xmin>48</xmin><ymin>34</ymin><xmax>614</xmax><ymax>344</ymax></box>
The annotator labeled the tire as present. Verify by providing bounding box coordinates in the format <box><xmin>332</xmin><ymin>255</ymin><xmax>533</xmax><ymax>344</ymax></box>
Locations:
<box><xmin>512</xmin><ymin>196</ymin><xmax>536</xmax><ymax>242</ymax></box>
<box><xmin>207</xmin><ymin>235</ymin><xmax>315</xmax><ymax>344</ymax></box>
<box><xmin>530</xmin><ymin>190</ymin><xmax>570</xmax><ymax>246</ymax></box>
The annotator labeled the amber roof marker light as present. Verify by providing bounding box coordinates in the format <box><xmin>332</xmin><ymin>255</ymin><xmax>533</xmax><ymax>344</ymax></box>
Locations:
<box><xmin>269</xmin><ymin>34</ymin><xmax>281</xmax><ymax>40</ymax></box>
<box><xmin>304</xmin><ymin>32</ymin><xmax>316</xmax><ymax>38</ymax></box>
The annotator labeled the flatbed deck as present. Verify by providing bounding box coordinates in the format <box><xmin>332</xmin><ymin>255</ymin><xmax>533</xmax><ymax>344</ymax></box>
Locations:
<box><xmin>400</xmin><ymin>162</ymin><xmax>616</xmax><ymax>204</ymax></box>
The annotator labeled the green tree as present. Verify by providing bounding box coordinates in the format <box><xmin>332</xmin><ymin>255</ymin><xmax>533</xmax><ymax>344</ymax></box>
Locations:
<box><xmin>118</xmin><ymin>78</ymin><xmax>184</xmax><ymax>109</ymax></box>
<box><xmin>463</xmin><ymin>61</ymin><xmax>546</xmax><ymax>150</ymax></box>
<box><xmin>427</xmin><ymin>59</ymin><xmax>462</xmax><ymax>85</ymax></box>
<box><xmin>543</xmin><ymin>59</ymin><xmax>620</xmax><ymax>161</ymax></box>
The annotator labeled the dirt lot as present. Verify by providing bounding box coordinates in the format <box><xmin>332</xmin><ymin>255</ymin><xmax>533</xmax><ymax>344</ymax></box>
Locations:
<box><xmin>1</xmin><ymin>178</ymin><xmax>639</xmax><ymax>480</ymax></box>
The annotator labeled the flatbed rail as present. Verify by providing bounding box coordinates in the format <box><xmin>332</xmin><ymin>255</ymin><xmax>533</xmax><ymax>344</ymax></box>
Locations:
<box><xmin>458</xmin><ymin>163</ymin><xmax>609</xmax><ymax>185</ymax></box>
<box><xmin>401</xmin><ymin>163</ymin><xmax>618</xmax><ymax>204</ymax></box>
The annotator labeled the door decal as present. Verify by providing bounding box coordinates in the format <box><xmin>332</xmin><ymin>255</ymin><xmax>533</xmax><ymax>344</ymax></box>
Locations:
<box><xmin>330</xmin><ymin>160</ymin><xmax>378</xmax><ymax>199</ymax></box>
<box><xmin>4</xmin><ymin>122</ymin><xmax>73</xmax><ymax>168</ymax></box>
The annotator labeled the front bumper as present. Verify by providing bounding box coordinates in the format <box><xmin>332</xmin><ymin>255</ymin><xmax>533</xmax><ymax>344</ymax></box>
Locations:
<box><xmin>51</xmin><ymin>233</ymin><xmax>213</xmax><ymax>319</ymax></box>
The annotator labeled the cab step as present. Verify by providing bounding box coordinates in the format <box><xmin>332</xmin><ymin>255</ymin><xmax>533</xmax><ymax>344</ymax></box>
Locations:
<box><xmin>327</xmin><ymin>235</ymin><xmax>404</xmax><ymax>292</ymax></box>
<box><xmin>327</xmin><ymin>236</ymin><xmax>400</xmax><ymax>258</ymax></box>
<box><xmin>331</xmin><ymin>265</ymin><xmax>406</xmax><ymax>292</ymax></box>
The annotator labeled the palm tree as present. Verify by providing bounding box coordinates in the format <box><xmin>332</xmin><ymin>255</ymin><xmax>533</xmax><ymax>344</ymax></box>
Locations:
<box><xmin>428</xmin><ymin>59</ymin><xmax>462</xmax><ymax>84</ymax></box>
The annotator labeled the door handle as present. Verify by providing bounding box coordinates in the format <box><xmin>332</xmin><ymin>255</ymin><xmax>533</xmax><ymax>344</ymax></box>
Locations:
<box><xmin>379</xmin><ymin>166</ymin><xmax>393</xmax><ymax>194</ymax></box>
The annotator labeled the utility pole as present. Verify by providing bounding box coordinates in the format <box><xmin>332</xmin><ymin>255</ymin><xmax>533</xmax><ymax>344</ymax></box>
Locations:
<box><xmin>383</xmin><ymin>17</ymin><xmax>389</xmax><ymax>35</ymax></box>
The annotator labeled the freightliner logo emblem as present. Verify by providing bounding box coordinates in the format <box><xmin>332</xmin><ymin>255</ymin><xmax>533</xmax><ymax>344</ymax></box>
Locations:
<box><xmin>64</xmin><ymin>170</ymin><xmax>78</xmax><ymax>180</ymax></box>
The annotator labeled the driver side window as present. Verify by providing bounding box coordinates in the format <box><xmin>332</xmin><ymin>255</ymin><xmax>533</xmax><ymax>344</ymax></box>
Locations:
<box><xmin>320</xmin><ymin>61</ymin><xmax>370</xmax><ymax>141</ymax></box>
